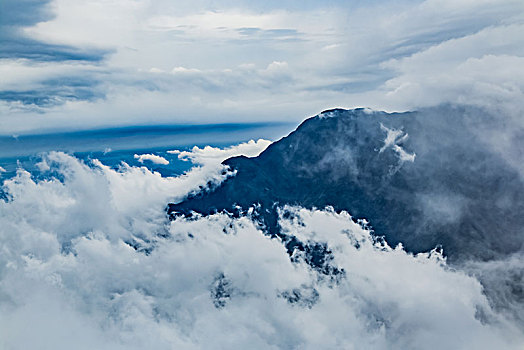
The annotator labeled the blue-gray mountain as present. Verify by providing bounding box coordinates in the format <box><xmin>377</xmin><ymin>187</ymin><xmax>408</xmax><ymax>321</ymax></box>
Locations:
<box><xmin>168</xmin><ymin>105</ymin><xmax>524</xmax><ymax>263</ymax></box>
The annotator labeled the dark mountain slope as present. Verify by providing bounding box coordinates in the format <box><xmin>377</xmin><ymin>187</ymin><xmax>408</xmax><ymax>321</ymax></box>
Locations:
<box><xmin>168</xmin><ymin>105</ymin><xmax>524</xmax><ymax>262</ymax></box>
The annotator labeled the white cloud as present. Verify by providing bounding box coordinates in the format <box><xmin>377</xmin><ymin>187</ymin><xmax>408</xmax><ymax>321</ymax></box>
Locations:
<box><xmin>133</xmin><ymin>153</ymin><xmax>169</xmax><ymax>165</ymax></box>
<box><xmin>171</xmin><ymin>66</ymin><xmax>201</xmax><ymax>74</ymax></box>
<box><xmin>0</xmin><ymin>150</ymin><xmax>523</xmax><ymax>348</ymax></box>
<box><xmin>379</xmin><ymin>123</ymin><xmax>416</xmax><ymax>164</ymax></box>
<box><xmin>168</xmin><ymin>138</ymin><xmax>271</xmax><ymax>166</ymax></box>
<box><xmin>266</xmin><ymin>61</ymin><xmax>288</xmax><ymax>71</ymax></box>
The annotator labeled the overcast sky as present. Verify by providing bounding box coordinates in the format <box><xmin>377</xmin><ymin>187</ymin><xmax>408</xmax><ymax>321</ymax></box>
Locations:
<box><xmin>1</xmin><ymin>0</ymin><xmax>523</xmax><ymax>134</ymax></box>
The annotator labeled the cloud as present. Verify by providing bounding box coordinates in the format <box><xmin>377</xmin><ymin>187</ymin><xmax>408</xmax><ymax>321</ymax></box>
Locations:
<box><xmin>236</xmin><ymin>27</ymin><xmax>301</xmax><ymax>41</ymax></box>
<box><xmin>0</xmin><ymin>0</ymin><xmax>109</xmax><ymax>110</ymax></box>
<box><xmin>171</xmin><ymin>66</ymin><xmax>202</xmax><ymax>74</ymax></box>
<box><xmin>0</xmin><ymin>148</ymin><xmax>523</xmax><ymax>348</ymax></box>
<box><xmin>133</xmin><ymin>153</ymin><xmax>169</xmax><ymax>165</ymax></box>
<box><xmin>379</xmin><ymin>123</ymin><xmax>416</xmax><ymax>164</ymax></box>
<box><xmin>0</xmin><ymin>0</ymin><xmax>109</xmax><ymax>62</ymax></box>
<box><xmin>379</xmin><ymin>23</ymin><xmax>524</xmax><ymax>112</ymax></box>
<box><xmin>168</xmin><ymin>138</ymin><xmax>271</xmax><ymax>166</ymax></box>
<box><xmin>0</xmin><ymin>0</ymin><xmax>54</xmax><ymax>27</ymax></box>
<box><xmin>0</xmin><ymin>0</ymin><xmax>523</xmax><ymax>136</ymax></box>
<box><xmin>165</xmin><ymin>139</ymin><xmax>271</xmax><ymax>199</ymax></box>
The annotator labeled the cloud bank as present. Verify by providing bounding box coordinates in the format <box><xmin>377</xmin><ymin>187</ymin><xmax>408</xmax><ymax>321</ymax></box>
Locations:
<box><xmin>0</xmin><ymin>142</ymin><xmax>523</xmax><ymax>349</ymax></box>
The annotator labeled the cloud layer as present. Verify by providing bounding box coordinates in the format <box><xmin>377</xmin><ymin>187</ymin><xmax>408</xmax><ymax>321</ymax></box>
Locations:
<box><xmin>0</xmin><ymin>0</ymin><xmax>523</xmax><ymax>134</ymax></box>
<box><xmin>0</xmin><ymin>143</ymin><xmax>523</xmax><ymax>349</ymax></box>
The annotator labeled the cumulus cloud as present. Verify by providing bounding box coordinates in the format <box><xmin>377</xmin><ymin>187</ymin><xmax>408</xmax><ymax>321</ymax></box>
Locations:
<box><xmin>133</xmin><ymin>153</ymin><xmax>169</xmax><ymax>165</ymax></box>
<box><xmin>0</xmin><ymin>149</ymin><xmax>523</xmax><ymax>348</ymax></box>
<box><xmin>168</xmin><ymin>138</ymin><xmax>271</xmax><ymax>166</ymax></box>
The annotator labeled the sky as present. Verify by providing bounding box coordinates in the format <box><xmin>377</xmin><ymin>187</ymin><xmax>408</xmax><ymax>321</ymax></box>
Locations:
<box><xmin>1</xmin><ymin>0</ymin><xmax>524</xmax><ymax>134</ymax></box>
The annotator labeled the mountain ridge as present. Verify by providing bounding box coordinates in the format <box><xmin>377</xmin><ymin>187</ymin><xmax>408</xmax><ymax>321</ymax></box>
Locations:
<box><xmin>168</xmin><ymin>105</ymin><xmax>524</xmax><ymax>263</ymax></box>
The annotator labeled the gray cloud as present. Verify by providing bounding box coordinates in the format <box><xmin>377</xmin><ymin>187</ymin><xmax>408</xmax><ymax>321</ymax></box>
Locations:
<box><xmin>0</xmin><ymin>0</ymin><xmax>110</xmax><ymax>108</ymax></box>
<box><xmin>0</xmin><ymin>0</ymin><xmax>109</xmax><ymax>62</ymax></box>
<box><xmin>0</xmin><ymin>0</ymin><xmax>54</xmax><ymax>27</ymax></box>
<box><xmin>0</xmin><ymin>38</ymin><xmax>109</xmax><ymax>62</ymax></box>
<box><xmin>0</xmin><ymin>78</ymin><xmax>103</xmax><ymax>108</ymax></box>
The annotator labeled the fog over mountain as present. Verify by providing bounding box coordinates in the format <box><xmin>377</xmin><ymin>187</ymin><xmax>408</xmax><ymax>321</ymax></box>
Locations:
<box><xmin>0</xmin><ymin>136</ymin><xmax>523</xmax><ymax>349</ymax></box>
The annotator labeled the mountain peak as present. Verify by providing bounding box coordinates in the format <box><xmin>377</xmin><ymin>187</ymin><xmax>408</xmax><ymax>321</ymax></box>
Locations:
<box><xmin>169</xmin><ymin>105</ymin><xmax>524</xmax><ymax>263</ymax></box>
